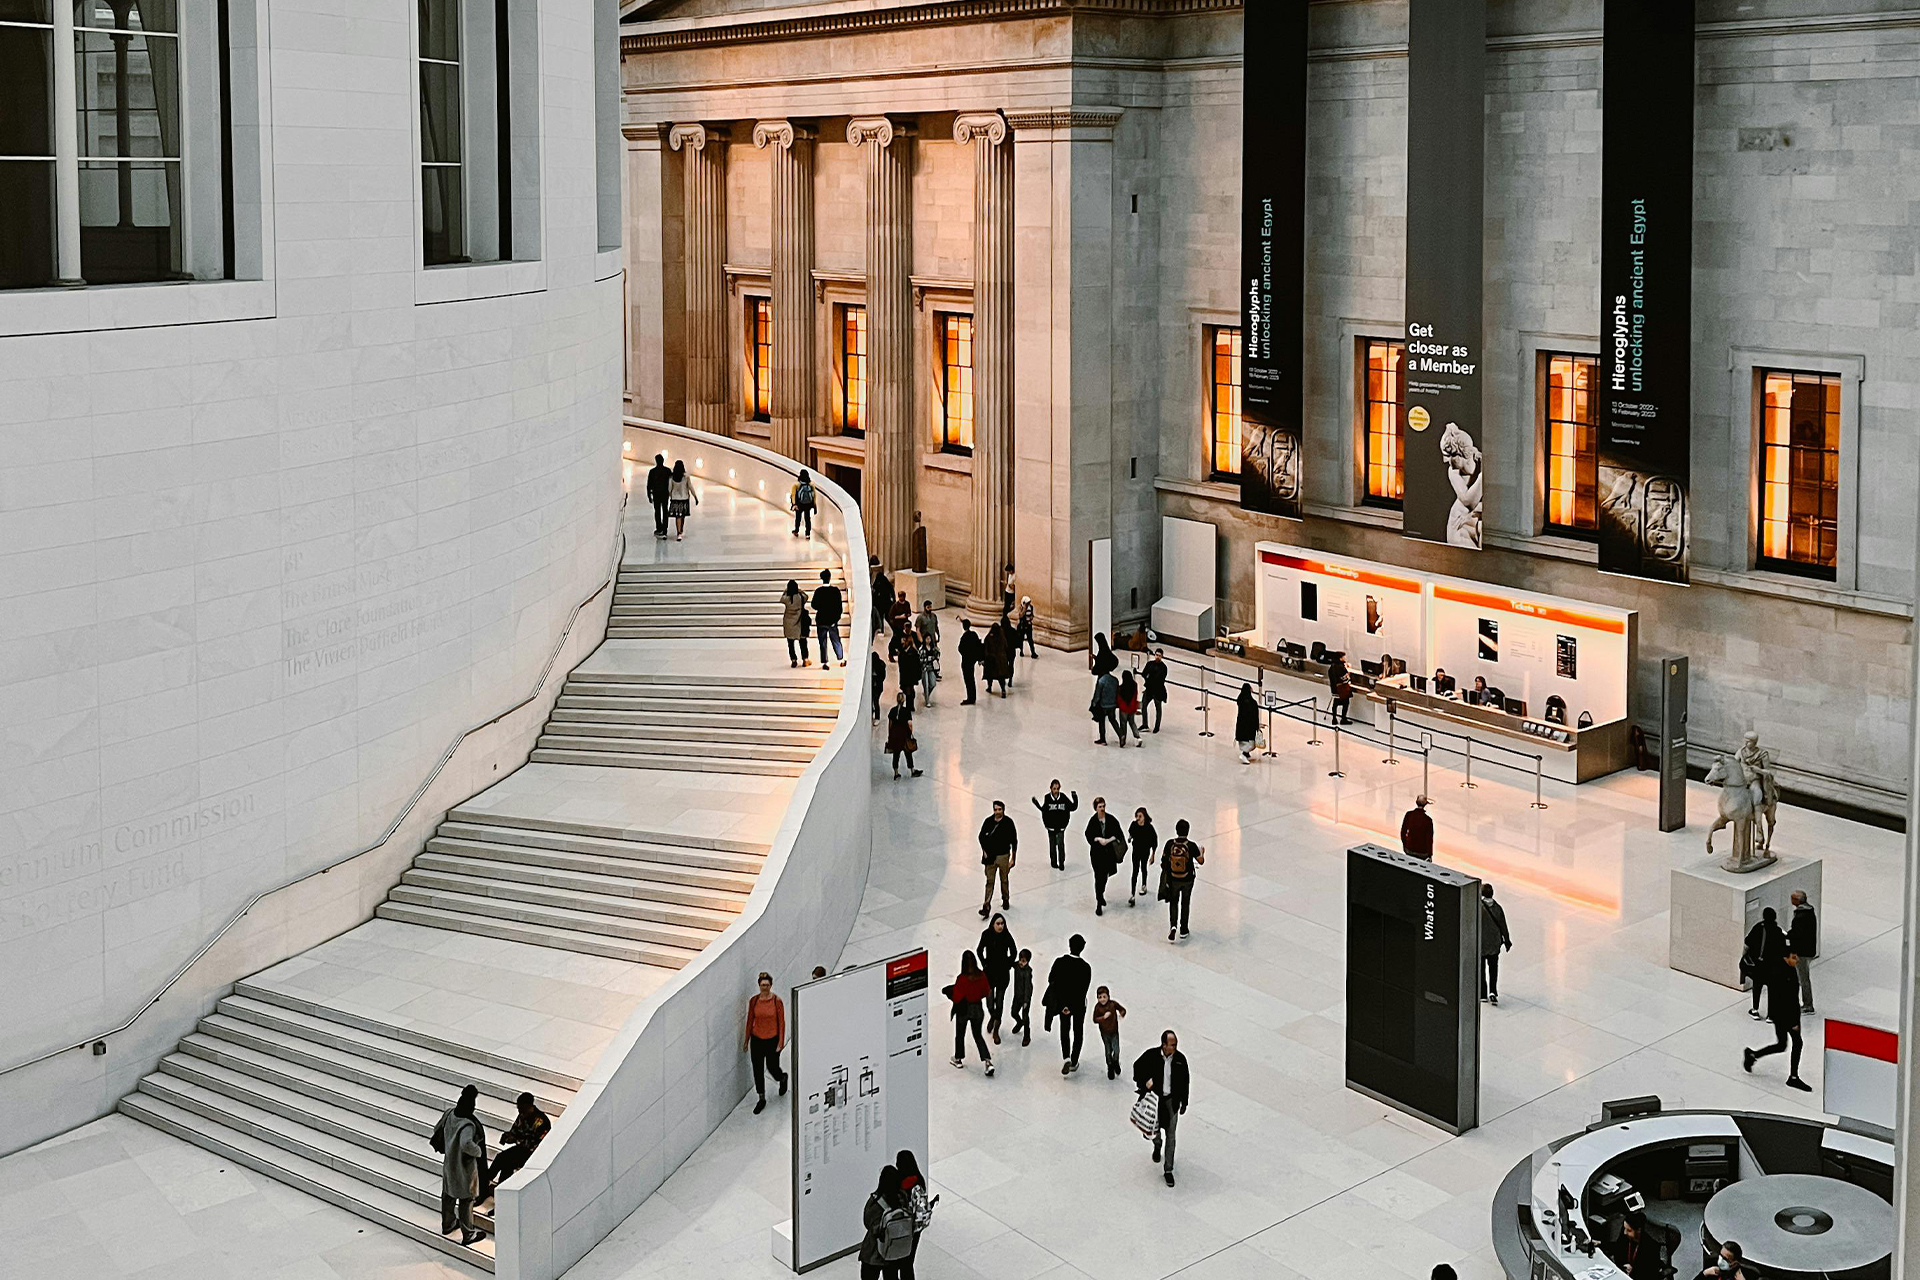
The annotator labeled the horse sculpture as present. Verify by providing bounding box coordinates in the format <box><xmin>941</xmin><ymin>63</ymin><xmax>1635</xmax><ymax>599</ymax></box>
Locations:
<box><xmin>1704</xmin><ymin>751</ymin><xmax>1778</xmax><ymax>871</ymax></box>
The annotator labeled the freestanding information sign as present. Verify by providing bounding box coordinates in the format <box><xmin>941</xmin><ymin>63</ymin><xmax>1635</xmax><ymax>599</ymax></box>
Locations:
<box><xmin>785</xmin><ymin>950</ymin><xmax>929</xmax><ymax>1272</ymax></box>
<box><xmin>1659</xmin><ymin>656</ymin><xmax>1689</xmax><ymax>832</ymax></box>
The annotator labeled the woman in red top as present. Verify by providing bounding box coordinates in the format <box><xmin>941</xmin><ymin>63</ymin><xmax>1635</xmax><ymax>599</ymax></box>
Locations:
<box><xmin>742</xmin><ymin>972</ymin><xmax>788</xmax><ymax>1114</ymax></box>
<box><xmin>1116</xmin><ymin>670</ymin><xmax>1144</xmax><ymax>746</ymax></box>
<box><xmin>946</xmin><ymin>952</ymin><xmax>994</xmax><ymax>1076</ymax></box>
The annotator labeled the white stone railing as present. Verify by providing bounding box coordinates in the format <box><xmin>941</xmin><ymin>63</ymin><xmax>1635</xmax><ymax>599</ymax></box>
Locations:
<box><xmin>493</xmin><ymin>420</ymin><xmax>873</xmax><ymax>1280</ymax></box>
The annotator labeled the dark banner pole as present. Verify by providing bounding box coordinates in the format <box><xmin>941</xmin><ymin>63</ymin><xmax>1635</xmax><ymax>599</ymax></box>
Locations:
<box><xmin>1597</xmin><ymin>0</ymin><xmax>1694</xmax><ymax>583</ymax></box>
<box><xmin>1237</xmin><ymin>1</ymin><xmax>1307</xmax><ymax>520</ymax></box>
<box><xmin>1401</xmin><ymin>0</ymin><xmax>1487</xmax><ymax>549</ymax></box>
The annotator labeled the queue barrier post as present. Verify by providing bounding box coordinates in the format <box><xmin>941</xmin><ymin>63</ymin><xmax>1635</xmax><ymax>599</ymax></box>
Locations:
<box><xmin>1383</xmin><ymin>702</ymin><xmax>1399</xmax><ymax>765</ymax></box>
<box><xmin>1461</xmin><ymin>737</ymin><xmax>1478</xmax><ymax>790</ymax></box>
<box><xmin>1329</xmin><ymin>720</ymin><xmax>1345</xmax><ymax>778</ymax></box>
<box><xmin>1531</xmin><ymin>756</ymin><xmax>1549</xmax><ymax>810</ymax></box>
<box><xmin>1306</xmin><ymin>698</ymin><xmax>1323</xmax><ymax>747</ymax></box>
<box><xmin>1263</xmin><ymin>703</ymin><xmax>1278</xmax><ymax>759</ymax></box>
<box><xmin>1421</xmin><ymin>732</ymin><xmax>1433</xmax><ymax>797</ymax></box>
<box><xmin>1198</xmin><ymin>669</ymin><xmax>1214</xmax><ymax>738</ymax></box>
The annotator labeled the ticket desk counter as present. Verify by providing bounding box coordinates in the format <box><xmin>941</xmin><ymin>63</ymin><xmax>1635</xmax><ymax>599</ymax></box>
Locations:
<box><xmin>1494</xmin><ymin>1106</ymin><xmax>1893</xmax><ymax>1280</ymax></box>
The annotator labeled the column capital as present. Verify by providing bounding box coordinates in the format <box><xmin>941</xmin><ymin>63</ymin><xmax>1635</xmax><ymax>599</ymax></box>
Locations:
<box><xmin>752</xmin><ymin>119</ymin><xmax>817</xmax><ymax>150</ymax></box>
<box><xmin>847</xmin><ymin>116</ymin><xmax>918</xmax><ymax>149</ymax></box>
<box><xmin>952</xmin><ymin>112</ymin><xmax>1010</xmax><ymax>147</ymax></box>
<box><xmin>668</xmin><ymin>122</ymin><xmax>730</xmax><ymax>152</ymax></box>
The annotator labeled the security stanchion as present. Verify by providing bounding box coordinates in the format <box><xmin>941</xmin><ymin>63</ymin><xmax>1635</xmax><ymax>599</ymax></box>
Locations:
<box><xmin>1530</xmin><ymin>756</ymin><xmax>1549</xmax><ymax>809</ymax></box>
<box><xmin>1306</xmin><ymin>699</ymin><xmax>1323</xmax><ymax>746</ymax></box>
<box><xmin>1263</xmin><ymin>704</ymin><xmax>1278</xmax><ymax>758</ymax></box>
<box><xmin>1197</xmin><ymin>681</ymin><xmax>1214</xmax><ymax>738</ymax></box>
<box><xmin>1382</xmin><ymin>702</ymin><xmax>1399</xmax><ymax>765</ymax></box>
<box><xmin>1328</xmin><ymin>721</ymin><xmax>1345</xmax><ymax>778</ymax></box>
<box><xmin>1194</xmin><ymin>660</ymin><xmax>1208</xmax><ymax>713</ymax></box>
<box><xmin>1421</xmin><ymin>732</ymin><xmax>1433</xmax><ymax>797</ymax></box>
<box><xmin>1460</xmin><ymin>737</ymin><xmax>1478</xmax><ymax>789</ymax></box>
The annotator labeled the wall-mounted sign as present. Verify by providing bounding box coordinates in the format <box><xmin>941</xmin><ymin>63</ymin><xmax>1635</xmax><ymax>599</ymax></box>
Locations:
<box><xmin>1237</xmin><ymin>1</ymin><xmax>1308</xmax><ymax>521</ymax></box>
<box><xmin>1401</xmin><ymin>0</ymin><xmax>1487</xmax><ymax>549</ymax></box>
<box><xmin>1597</xmin><ymin>0</ymin><xmax>1694</xmax><ymax>584</ymax></box>
<box><xmin>1555</xmin><ymin>634</ymin><xmax>1578</xmax><ymax>680</ymax></box>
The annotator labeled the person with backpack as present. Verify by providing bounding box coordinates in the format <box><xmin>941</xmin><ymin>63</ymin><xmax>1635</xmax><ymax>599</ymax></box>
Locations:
<box><xmin>1142</xmin><ymin>648</ymin><xmax>1170</xmax><ymax>732</ymax></box>
<box><xmin>1009</xmin><ymin>948</ymin><xmax>1035</xmax><ymax>1047</ymax></box>
<box><xmin>789</xmin><ymin>469</ymin><xmax>818</xmax><ymax>538</ymax></box>
<box><xmin>645</xmin><ymin>453</ymin><xmax>671</xmax><ymax>538</ymax></box>
<box><xmin>430</xmin><ymin>1084</ymin><xmax>487</xmax><ymax>1245</ymax></box>
<box><xmin>895</xmin><ymin>1149</ymin><xmax>936</xmax><ymax>1279</ymax></box>
<box><xmin>1479</xmin><ymin>884</ymin><xmax>1513</xmax><ymax>1005</ymax></box>
<box><xmin>859</xmin><ymin>1164</ymin><xmax>913</xmax><ymax>1279</ymax></box>
<box><xmin>666</xmin><ymin>459</ymin><xmax>698</xmax><ymax>541</ymax></box>
<box><xmin>811</xmin><ymin>569</ymin><xmax>845</xmax><ymax>666</ymax></box>
<box><xmin>1160</xmin><ymin>820</ymin><xmax>1205</xmax><ymax>942</ymax></box>
<box><xmin>945</xmin><ymin>951</ymin><xmax>995</xmax><ymax>1075</ymax></box>
<box><xmin>1126</xmin><ymin>807</ymin><xmax>1158</xmax><ymax>907</ymax></box>
<box><xmin>1084</xmin><ymin>796</ymin><xmax>1124</xmax><ymax>915</ymax></box>
<box><xmin>1742</xmin><ymin>907</ymin><xmax>1788</xmax><ymax>1019</ymax></box>
<box><xmin>780</xmin><ymin>579</ymin><xmax>810</xmax><ymax>668</ymax></box>
<box><xmin>1031</xmin><ymin>781</ymin><xmax>1079</xmax><ymax>870</ymax></box>
<box><xmin>977</xmin><ymin>913</ymin><xmax>1018</xmax><ymax>1044</ymax></box>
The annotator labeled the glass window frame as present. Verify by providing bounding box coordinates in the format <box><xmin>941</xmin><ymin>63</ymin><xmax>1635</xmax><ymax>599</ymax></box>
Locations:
<box><xmin>1206</xmin><ymin>324</ymin><xmax>1243</xmax><ymax>483</ymax></box>
<box><xmin>1756</xmin><ymin>368</ymin><xmax>1841</xmax><ymax>581</ymax></box>
<box><xmin>1541</xmin><ymin>352</ymin><xmax>1599</xmax><ymax>539</ymax></box>
<box><xmin>749</xmin><ymin>294</ymin><xmax>772</xmax><ymax>422</ymax></box>
<box><xmin>937</xmin><ymin>310</ymin><xmax>974</xmax><ymax>455</ymax></box>
<box><xmin>839</xmin><ymin>301</ymin><xmax>866</xmax><ymax>437</ymax></box>
<box><xmin>1362</xmin><ymin>337</ymin><xmax>1406</xmax><ymax>509</ymax></box>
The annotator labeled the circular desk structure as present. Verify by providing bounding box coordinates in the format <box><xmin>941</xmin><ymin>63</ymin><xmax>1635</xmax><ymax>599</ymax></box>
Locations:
<box><xmin>1703</xmin><ymin>1173</ymin><xmax>1892</xmax><ymax>1280</ymax></box>
<box><xmin>1492</xmin><ymin>1107</ymin><xmax>1894</xmax><ymax>1280</ymax></box>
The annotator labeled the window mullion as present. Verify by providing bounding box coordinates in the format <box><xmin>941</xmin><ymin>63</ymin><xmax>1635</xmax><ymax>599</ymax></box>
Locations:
<box><xmin>51</xmin><ymin>0</ymin><xmax>82</xmax><ymax>282</ymax></box>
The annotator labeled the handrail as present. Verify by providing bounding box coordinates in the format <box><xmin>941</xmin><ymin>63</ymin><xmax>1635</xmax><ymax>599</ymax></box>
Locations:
<box><xmin>0</xmin><ymin>520</ymin><xmax>629</xmax><ymax>1080</ymax></box>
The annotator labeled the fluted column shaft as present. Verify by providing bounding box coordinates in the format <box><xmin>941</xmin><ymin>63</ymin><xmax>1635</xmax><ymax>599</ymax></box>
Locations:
<box><xmin>671</xmin><ymin>123</ymin><xmax>730</xmax><ymax>438</ymax></box>
<box><xmin>850</xmin><ymin>117</ymin><xmax>916</xmax><ymax>570</ymax></box>
<box><xmin>956</xmin><ymin>113</ymin><xmax>1015</xmax><ymax>619</ymax></box>
<box><xmin>756</xmin><ymin>121</ymin><xmax>816</xmax><ymax>463</ymax></box>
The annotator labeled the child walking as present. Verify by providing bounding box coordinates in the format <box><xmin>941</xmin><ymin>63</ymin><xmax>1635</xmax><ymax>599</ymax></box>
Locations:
<box><xmin>1091</xmin><ymin>985</ymin><xmax>1127</xmax><ymax>1079</ymax></box>
<box><xmin>1009</xmin><ymin>949</ymin><xmax>1035</xmax><ymax>1047</ymax></box>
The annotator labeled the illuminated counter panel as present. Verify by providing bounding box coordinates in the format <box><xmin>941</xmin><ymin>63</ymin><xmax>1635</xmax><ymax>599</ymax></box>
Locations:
<box><xmin>1255</xmin><ymin>543</ymin><xmax>1426</xmax><ymax>677</ymax></box>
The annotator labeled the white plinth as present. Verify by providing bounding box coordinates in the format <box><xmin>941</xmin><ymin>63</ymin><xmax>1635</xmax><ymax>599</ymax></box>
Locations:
<box><xmin>771</xmin><ymin>1218</ymin><xmax>795</xmax><ymax>1270</ymax></box>
<box><xmin>1151</xmin><ymin>596</ymin><xmax>1214</xmax><ymax>643</ymax></box>
<box><xmin>1670</xmin><ymin>852</ymin><xmax>1824</xmax><ymax>988</ymax></box>
<box><xmin>896</xmin><ymin>568</ymin><xmax>947</xmax><ymax>613</ymax></box>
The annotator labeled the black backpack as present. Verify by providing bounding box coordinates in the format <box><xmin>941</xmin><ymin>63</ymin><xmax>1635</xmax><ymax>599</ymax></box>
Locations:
<box><xmin>796</xmin><ymin>481</ymin><xmax>816</xmax><ymax>508</ymax></box>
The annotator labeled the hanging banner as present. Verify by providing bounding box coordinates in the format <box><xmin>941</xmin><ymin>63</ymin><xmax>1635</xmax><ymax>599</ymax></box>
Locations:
<box><xmin>1401</xmin><ymin>0</ymin><xmax>1487</xmax><ymax>549</ymax></box>
<box><xmin>1237</xmin><ymin>0</ymin><xmax>1308</xmax><ymax>520</ymax></box>
<box><xmin>1597</xmin><ymin>0</ymin><xmax>1693</xmax><ymax>584</ymax></box>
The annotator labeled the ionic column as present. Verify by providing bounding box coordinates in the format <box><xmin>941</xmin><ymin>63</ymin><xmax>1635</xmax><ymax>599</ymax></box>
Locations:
<box><xmin>848</xmin><ymin>116</ymin><xmax>916</xmax><ymax>570</ymax></box>
<box><xmin>955</xmin><ymin>112</ymin><xmax>1015</xmax><ymax>621</ymax></box>
<box><xmin>670</xmin><ymin>123</ymin><xmax>730</xmax><ymax>438</ymax></box>
<box><xmin>754</xmin><ymin>120</ymin><xmax>817</xmax><ymax>463</ymax></box>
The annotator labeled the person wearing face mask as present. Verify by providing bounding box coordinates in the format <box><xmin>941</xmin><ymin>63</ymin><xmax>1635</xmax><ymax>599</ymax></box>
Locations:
<box><xmin>1697</xmin><ymin>1240</ymin><xmax>1750</xmax><ymax>1279</ymax></box>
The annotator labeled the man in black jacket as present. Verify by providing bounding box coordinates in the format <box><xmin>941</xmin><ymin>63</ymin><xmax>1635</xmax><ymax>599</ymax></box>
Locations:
<box><xmin>1132</xmin><ymin>1029</ymin><xmax>1190</xmax><ymax>1186</ymax></box>
<box><xmin>958</xmin><ymin>618</ymin><xmax>984</xmax><ymax>704</ymax></box>
<box><xmin>1400</xmin><ymin>796</ymin><xmax>1434</xmax><ymax>859</ymax></box>
<box><xmin>810</xmin><ymin>570</ymin><xmax>845</xmax><ymax>667</ymax></box>
<box><xmin>1031</xmin><ymin>781</ymin><xmax>1079</xmax><ymax>869</ymax></box>
<box><xmin>1743</xmin><ymin>952</ymin><xmax>1811</xmax><ymax>1091</ymax></box>
<box><xmin>645</xmin><ymin>454</ymin><xmax>672</xmax><ymax>538</ymax></box>
<box><xmin>1084</xmin><ymin>797</ymin><xmax>1124</xmax><ymax>914</ymax></box>
<box><xmin>978</xmin><ymin>801</ymin><xmax>1018</xmax><ymax>919</ymax></box>
<box><xmin>1042</xmin><ymin>934</ymin><xmax>1092</xmax><ymax>1075</ymax></box>
<box><xmin>1142</xmin><ymin>649</ymin><xmax>1169</xmax><ymax>732</ymax></box>
<box><xmin>1789</xmin><ymin>890</ymin><xmax>1818</xmax><ymax>1013</ymax></box>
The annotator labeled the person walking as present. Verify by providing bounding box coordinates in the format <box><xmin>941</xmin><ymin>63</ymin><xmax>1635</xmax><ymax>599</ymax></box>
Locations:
<box><xmin>945</xmin><ymin>951</ymin><xmax>995</xmax><ymax>1075</ymax></box>
<box><xmin>917</xmin><ymin>601</ymin><xmax>942</xmax><ymax>672</ymax></box>
<box><xmin>1142</xmin><ymin>648</ymin><xmax>1169</xmax><ymax>733</ymax></box>
<box><xmin>1009</xmin><ymin>949</ymin><xmax>1034</xmax><ymax>1047</ymax></box>
<box><xmin>1089</xmin><ymin>632</ymin><xmax>1118</xmax><ymax>677</ymax></box>
<box><xmin>1084</xmin><ymin>797</ymin><xmax>1124</xmax><ymax>915</ymax></box>
<box><xmin>1132</xmin><ymin>1030</ymin><xmax>1190</xmax><ymax>1187</ymax></box>
<box><xmin>858</xmin><ymin>1165</ymin><xmax>913</xmax><ymax>1280</ymax></box>
<box><xmin>1017</xmin><ymin>595</ymin><xmax>1039</xmax><ymax>658</ymax></box>
<box><xmin>1159</xmin><ymin>820</ymin><xmax>1204</xmax><ymax>942</ymax></box>
<box><xmin>958</xmin><ymin>618</ymin><xmax>984</xmax><ymax>704</ymax></box>
<box><xmin>1091</xmin><ymin>667</ymin><xmax>1123</xmax><ymax>745</ymax></box>
<box><xmin>1032</xmin><ymin>781</ymin><xmax>1079</xmax><ymax>870</ymax></box>
<box><xmin>1002</xmin><ymin>616</ymin><xmax>1020</xmax><ymax>690</ymax></box>
<box><xmin>1117</xmin><ymin>669</ymin><xmax>1145</xmax><ymax>746</ymax></box>
<box><xmin>1092</xmin><ymin>986</ymin><xmax>1128</xmax><ymax>1080</ymax></box>
<box><xmin>1233</xmin><ymin>682</ymin><xmax>1260</xmax><ymax>764</ymax></box>
<box><xmin>896</xmin><ymin>635</ymin><xmax>923</xmax><ymax>715</ymax></box>
<box><xmin>431</xmin><ymin>1084</ymin><xmax>487</xmax><ymax>1245</ymax></box>
<box><xmin>896</xmin><ymin>1150</ymin><xmax>936</xmax><ymax>1280</ymax></box>
<box><xmin>812</xmin><ymin>569</ymin><xmax>845</xmax><ymax>666</ymax></box>
<box><xmin>742</xmin><ymin>972</ymin><xmax>790</xmax><ymax>1114</ymax></box>
<box><xmin>885</xmin><ymin>691</ymin><xmax>921</xmax><ymax>780</ymax></box>
<box><xmin>1400</xmin><ymin>795</ymin><xmax>1435</xmax><ymax>859</ymax></box>
<box><xmin>1000</xmin><ymin>564</ymin><xmax>1017</xmax><ymax>627</ymax></box>
<box><xmin>1127</xmin><ymin>807</ymin><xmax>1158</xmax><ymax>907</ymax></box>
<box><xmin>1327</xmin><ymin>650</ymin><xmax>1354</xmax><ymax>724</ymax></box>
<box><xmin>1743</xmin><ymin>951</ymin><xmax>1812</xmax><ymax>1091</ymax></box>
<box><xmin>871</xmin><ymin>649</ymin><xmax>887</xmax><ymax>724</ymax></box>
<box><xmin>871</xmin><ymin>558</ymin><xmax>892</xmax><ymax>637</ymax></box>
<box><xmin>1743</xmin><ymin>907</ymin><xmax>1789</xmax><ymax>1019</ymax></box>
<box><xmin>645</xmin><ymin>453</ymin><xmax>671</xmax><ymax>538</ymax></box>
<box><xmin>915</xmin><ymin>627</ymin><xmax>937</xmax><ymax>707</ymax></box>
<box><xmin>888</xmin><ymin>590</ymin><xmax>913</xmax><ymax>642</ymax></box>
<box><xmin>789</xmin><ymin>468</ymin><xmax>817</xmax><ymax>538</ymax></box>
<box><xmin>978</xmin><ymin>800</ymin><xmax>1018</xmax><ymax>918</ymax></box>
<box><xmin>781</xmin><ymin>579</ymin><xmax>811</xmax><ymax>668</ymax></box>
<box><xmin>978</xmin><ymin>913</ymin><xmax>1018</xmax><ymax>1043</ymax></box>
<box><xmin>666</xmin><ymin>459</ymin><xmax>698</xmax><ymax>541</ymax></box>
<box><xmin>1043</xmin><ymin>934</ymin><xmax>1093</xmax><ymax>1075</ymax></box>
<box><xmin>1479</xmin><ymin>884</ymin><xmax>1512</xmax><ymax>1005</ymax></box>
<box><xmin>983</xmin><ymin>621</ymin><xmax>1010</xmax><ymax>698</ymax></box>
<box><xmin>480</xmin><ymin>1091</ymin><xmax>550</xmax><ymax>1201</ymax></box>
<box><xmin>1789</xmin><ymin>889</ymin><xmax>1819</xmax><ymax>1013</ymax></box>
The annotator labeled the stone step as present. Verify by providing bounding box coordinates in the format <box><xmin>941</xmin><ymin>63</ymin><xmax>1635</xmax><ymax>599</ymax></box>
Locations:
<box><xmin>541</xmin><ymin>718</ymin><xmax>829</xmax><ymax>747</ymax></box>
<box><xmin>534</xmin><ymin>731</ymin><xmax>816</xmax><ymax>763</ymax></box>
<box><xmin>529</xmin><ymin>746</ymin><xmax>808</xmax><ymax>776</ymax></box>
<box><xmin>120</xmin><ymin>1092</ymin><xmax>496</xmax><ymax>1271</ymax></box>
<box><xmin>557</xmin><ymin>693</ymin><xmax>843</xmax><ymax>719</ymax></box>
<box><xmin>425</xmin><ymin>832</ymin><xmax>759</xmax><ymax>891</ymax></box>
<box><xmin>229</xmin><ymin>980</ymin><xmax>583</xmax><ymax>1092</ymax></box>
<box><xmin>157</xmin><ymin>1049</ymin><xmax>448</xmax><ymax>1141</ymax></box>
<box><xmin>401</xmin><ymin>866</ymin><xmax>738</xmax><ymax>933</ymax></box>
<box><xmin>606</xmin><ymin>626</ymin><xmax>810</xmax><ymax>640</ymax></box>
<box><xmin>213</xmin><ymin>995</ymin><xmax>573</xmax><ymax>1112</ymax></box>
<box><xmin>617</xmin><ymin>563</ymin><xmax>838</xmax><ymax>580</ymax></box>
<box><xmin>610</xmin><ymin>590</ymin><xmax>841</xmax><ymax>606</ymax></box>
<box><xmin>438</xmin><ymin>813</ymin><xmax>769</xmax><ymax>859</ymax></box>
<box><xmin>560</xmin><ymin>668</ymin><xmax>841</xmax><ymax>691</ymax></box>
<box><xmin>415</xmin><ymin>850</ymin><xmax>752</xmax><ymax>913</ymax></box>
<box><xmin>549</xmin><ymin>706</ymin><xmax>835</xmax><ymax>735</ymax></box>
<box><xmin>385</xmin><ymin>884</ymin><xmax>717</xmax><ymax>952</ymax></box>
<box><xmin>376</xmin><ymin>901</ymin><xmax>698</xmax><ymax>969</ymax></box>
<box><xmin>560</xmin><ymin>679</ymin><xmax>841</xmax><ymax>705</ymax></box>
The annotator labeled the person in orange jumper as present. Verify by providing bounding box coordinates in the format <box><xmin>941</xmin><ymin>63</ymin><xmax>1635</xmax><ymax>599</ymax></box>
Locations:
<box><xmin>743</xmin><ymin>972</ymin><xmax>788</xmax><ymax>1114</ymax></box>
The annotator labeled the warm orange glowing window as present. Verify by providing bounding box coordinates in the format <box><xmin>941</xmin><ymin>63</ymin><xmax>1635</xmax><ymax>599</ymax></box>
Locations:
<box><xmin>1208</xmin><ymin>326</ymin><xmax>1243</xmax><ymax>479</ymax></box>
<box><xmin>750</xmin><ymin>297</ymin><xmax>772</xmax><ymax>421</ymax></box>
<box><xmin>939</xmin><ymin>312</ymin><xmax>974</xmax><ymax>452</ymax></box>
<box><xmin>1544</xmin><ymin>353</ymin><xmax>1598</xmax><ymax>535</ymax></box>
<box><xmin>1758</xmin><ymin>369</ymin><xmax>1839</xmax><ymax>578</ymax></box>
<box><xmin>841</xmin><ymin>304</ymin><xmax>866</xmax><ymax>435</ymax></box>
<box><xmin>1363</xmin><ymin>338</ymin><xmax>1405</xmax><ymax>506</ymax></box>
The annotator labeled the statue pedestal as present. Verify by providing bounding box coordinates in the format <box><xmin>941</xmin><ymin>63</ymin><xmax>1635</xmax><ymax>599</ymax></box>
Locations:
<box><xmin>1669</xmin><ymin>853</ymin><xmax>1823</xmax><ymax>989</ymax></box>
<box><xmin>895</xmin><ymin>568</ymin><xmax>947</xmax><ymax>614</ymax></box>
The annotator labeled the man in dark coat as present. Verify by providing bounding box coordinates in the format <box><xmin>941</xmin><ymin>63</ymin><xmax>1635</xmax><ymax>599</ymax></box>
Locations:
<box><xmin>1132</xmin><ymin>1029</ymin><xmax>1190</xmax><ymax>1186</ymax></box>
<box><xmin>810</xmin><ymin>569</ymin><xmax>845</xmax><ymax>667</ymax></box>
<box><xmin>1142</xmin><ymin>649</ymin><xmax>1170</xmax><ymax>733</ymax></box>
<box><xmin>1479</xmin><ymin>884</ymin><xmax>1512</xmax><ymax>1005</ymax></box>
<box><xmin>645</xmin><ymin>453</ymin><xmax>672</xmax><ymax>537</ymax></box>
<box><xmin>958</xmin><ymin>618</ymin><xmax>984</xmax><ymax>704</ymax></box>
<box><xmin>1400</xmin><ymin>796</ymin><xmax>1434</xmax><ymax>859</ymax></box>
<box><xmin>983</xmin><ymin>622</ymin><xmax>1010</xmax><ymax>697</ymax></box>
<box><xmin>978</xmin><ymin>800</ymin><xmax>1018</xmax><ymax>918</ymax></box>
<box><xmin>1084</xmin><ymin>798</ymin><xmax>1125</xmax><ymax>914</ymax></box>
<box><xmin>1743</xmin><ymin>952</ymin><xmax>1811</xmax><ymax>1091</ymax></box>
<box><xmin>1788</xmin><ymin>889</ymin><xmax>1819</xmax><ymax>1013</ymax></box>
<box><xmin>1042</xmin><ymin>934</ymin><xmax>1093</xmax><ymax>1075</ymax></box>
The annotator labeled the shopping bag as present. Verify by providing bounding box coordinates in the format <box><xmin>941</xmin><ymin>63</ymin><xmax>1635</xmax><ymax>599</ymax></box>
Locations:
<box><xmin>1131</xmin><ymin>1092</ymin><xmax>1159</xmax><ymax>1138</ymax></box>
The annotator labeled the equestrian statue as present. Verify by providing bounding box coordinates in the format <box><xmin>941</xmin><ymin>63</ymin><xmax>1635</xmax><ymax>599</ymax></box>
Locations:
<box><xmin>1704</xmin><ymin>730</ymin><xmax>1780</xmax><ymax>872</ymax></box>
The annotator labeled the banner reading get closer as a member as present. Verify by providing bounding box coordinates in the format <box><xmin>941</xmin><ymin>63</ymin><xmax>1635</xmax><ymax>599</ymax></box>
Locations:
<box><xmin>1400</xmin><ymin>0</ymin><xmax>1487</xmax><ymax>550</ymax></box>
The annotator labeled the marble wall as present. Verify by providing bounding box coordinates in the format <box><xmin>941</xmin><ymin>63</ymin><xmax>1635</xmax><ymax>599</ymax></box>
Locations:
<box><xmin>0</xmin><ymin>0</ymin><xmax>625</xmax><ymax>1120</ymax></box>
